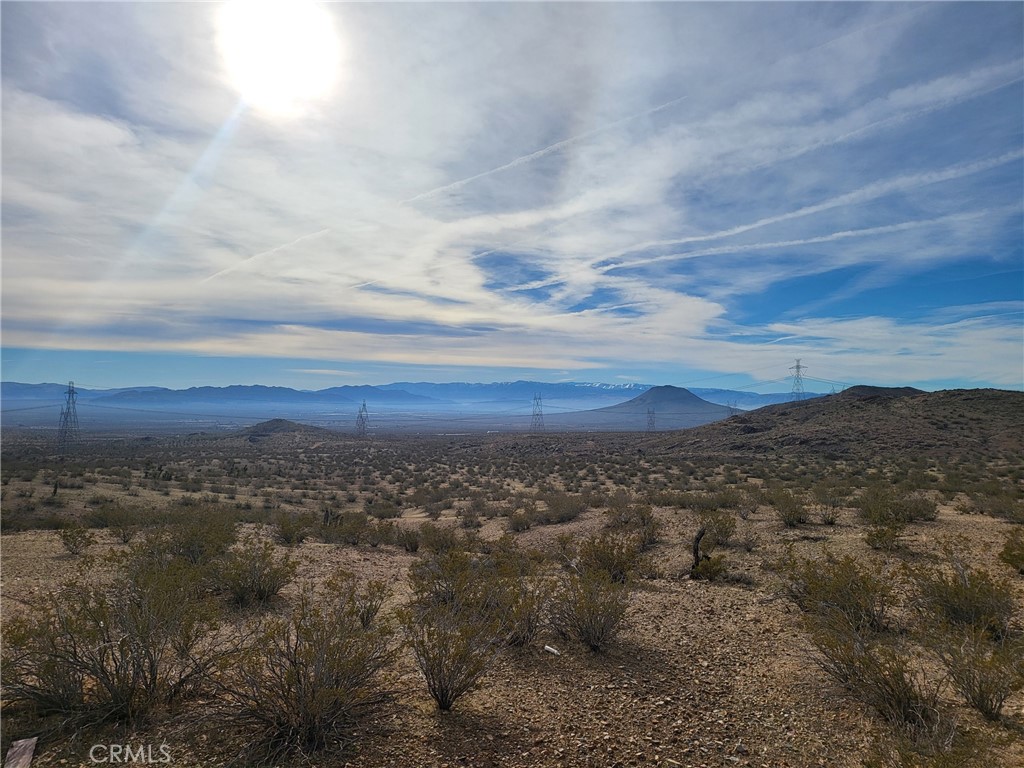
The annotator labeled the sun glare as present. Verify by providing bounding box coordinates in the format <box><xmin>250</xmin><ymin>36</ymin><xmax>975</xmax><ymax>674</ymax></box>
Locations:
<box><xmin>216</xmin><ymin>0</ymin><xmax>341</xmax><ymax>118</ymax></box>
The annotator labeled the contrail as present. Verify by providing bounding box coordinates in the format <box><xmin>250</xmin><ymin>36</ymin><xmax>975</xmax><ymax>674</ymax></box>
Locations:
<box><xmin>402</xmin><ymin>96</ymin><xmax>688</xmax><ymax>205</ymax></box>
<box><xmin>594</xmin><ymin>148</ymin><xmax>1024</xmax><ymax>265</ymax></box>
<box><xmin>599</xmin><ymin>209</ymin><xmax>998</xmax><ymax>273</ymax></box>
<box><xmin>201</xmin><ymin>228</ymin><xmax>331</xmax><ymax>283</ymax></box>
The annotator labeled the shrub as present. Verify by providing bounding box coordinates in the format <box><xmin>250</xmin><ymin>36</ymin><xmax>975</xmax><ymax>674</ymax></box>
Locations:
<box><xmin>215</xmin><ymin>534</ymin><xmax>297</xmax><ymax>608</ymax></box>
<box><xmin>690</xmin><ymin>554</ymin><xmax>728</xmax><ymax>581</ymax></box>
<box><xmin>535</xmin><ymin>492</ymin><xmax>587</xmax><ymax>524</ymax></box>
<box><xmin>808</xmin><ymin>613</ymin><xmax>944</xmax><ymax>742</ymax></box>
<box><xmin>366</xmin><ymin>498</ymin><xmax>402</xmax><ymax>520</ymax></box>
<box><xmin>772</xmin><ymin>489</ymin><xmax>809</xmax><ymax>527</ymax></box>
<box><xmin>780</xmin><ymin>549</ymin><xmax>893</xmax><ymax>632</ymax></box>
<box><xmin>549</xmin><ymin>570</ymin><xmax>628</xmax><ymax>652</ymax></box>
<box><xmin>399</xmin><ymin>604</ymin><xmax>498</xmax><ymax>711</ymax></box>
<box><xmin>858</xmin><ymin>485</ymin><xmax>938</xmax><ymax>525</ymax></box>
<box><xmin>57</xmin><ymin>523</ymin><xmax>96</xmax><ymax>555</ymax></box>
<box><xmin>396</xmin><ymin>526</ymin><xmax>421</xmax><ymax>553</ymax></box>
<box><xmin>508</xmin><ymin>509</ymin><xmax>532</xmax><ymax>532</ymax></box>
<box><xmin>212</xmin><ymin>580</ymin><xmax>393</xmax><ymax>756</ymax></box>
<box><xmin>930</xmin><ymin>627</ymin><xmax>1024</xmax><ymax>720</ymax></box>
<box><xmin>910</xmin><ymin>544</ymin><xmax>1015</xmax><ymax>639</ymax></box>
<box><xmin>696</xmin><ymin>509</ymin><xmax>735</xmax><ymax>550</ymax></box>
<box><xmin>865</xmin><ymin>520</ymin><xmax>905</xmax><ymax>551</ymax></box>
<box><xmin>577</xmin><ymin>533</ymin><xmax>641</xmax><ymax>584</ymax></box>
<box><xmin>1</xmin><ymin>563</ymin><xmax>219</xmax><ymax>725</ymax></box>
<box><xmin>274</xmin><ymin>510</ymin><xmax>314</xmax><ymax>547</ymax></box>
<box><xmin>417</xmin><ymin>522</ymin><xmax>461</xmax><ymax>554</ymax></box>
<box><xmin>999</xmin><ymin>528</ymin><xmax>1024</xmax><ymax>574</ymax></box>
<box><xmin>165</xmin><ymin>513</ymin><xmax>236</xmax><ymax>565</ymax></box>
<box><xmin>320</xmin><ymin>511</ymin><xmax>369</xmax><ymax>546</ymax></box>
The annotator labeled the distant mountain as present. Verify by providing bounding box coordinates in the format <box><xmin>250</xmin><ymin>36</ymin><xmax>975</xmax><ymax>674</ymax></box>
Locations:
<box><xmin>377</xmin><ymin>380</ymin><xmax>650</xmax><ymax>404</ymax></box>
<box><xmin>544</xmin><ymin>385</ymin><xmax>736</xmax><ymax>431</ymax></box>
<box><xmin>689</xmin><ymin>388</ymin><xmax>825</xmax><ymax>409</ymax></box>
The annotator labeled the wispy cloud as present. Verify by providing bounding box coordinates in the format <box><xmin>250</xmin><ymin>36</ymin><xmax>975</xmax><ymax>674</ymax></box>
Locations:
<box><xmin>2</xmin><ymin>2</ymin><xmax>1021</xmax><ymax>390</ymax></box>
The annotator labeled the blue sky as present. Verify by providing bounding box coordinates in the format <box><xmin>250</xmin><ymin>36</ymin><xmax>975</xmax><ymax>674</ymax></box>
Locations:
<box><xmin>2</xmin><ymin>2</ymin><xmax>1022</xmax><ymax>392</ymax></box>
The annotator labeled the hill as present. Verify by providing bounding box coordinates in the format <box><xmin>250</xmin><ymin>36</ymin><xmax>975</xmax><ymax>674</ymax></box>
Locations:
<box><xmin>648</xmin><ymin>387</ymin><xmax>1024</xmax><ymax>461</ymax></box>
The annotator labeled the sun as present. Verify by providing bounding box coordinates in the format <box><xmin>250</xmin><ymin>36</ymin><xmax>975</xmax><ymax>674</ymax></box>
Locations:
<box><xmin>216</xmin><ymin>0</ymin><xmax>341</xmax><ymax>118</ymax></box>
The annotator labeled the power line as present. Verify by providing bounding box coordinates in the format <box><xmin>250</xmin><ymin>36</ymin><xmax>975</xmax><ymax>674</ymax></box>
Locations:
<box><xmin>355</xmin><ymin>400</ymin><xmax>369</xmax><ymax>438</ymax></box>
<box><xmin>530</xmin><ymin>393</ymin><xmax>545</xmax><ymax>432</ymax></box>
<box><xmin>790</xmin><ymin>359</ymin><xmax>806</xmax><ymax>402</ymax></box>
<box><xmin>57</xmin><ymin>381</ymin><xmax>81</xmax><ymax>456</ymax></box>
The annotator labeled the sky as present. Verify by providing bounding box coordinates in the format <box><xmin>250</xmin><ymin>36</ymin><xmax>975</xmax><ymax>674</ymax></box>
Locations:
<box><xmin>2</xmin><ymin>1</ymin><xmax>1022</xmax><ymax>393</ymax></box>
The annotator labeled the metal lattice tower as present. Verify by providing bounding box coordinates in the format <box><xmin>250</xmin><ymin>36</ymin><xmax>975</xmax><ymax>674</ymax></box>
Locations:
<box><xmin>57</xmin><ymin>381</ymin><xmax>81</xmax><ymax>456</ymax></box>
<box><xmin>355</xmin><ymin>400</ymin><xmax>369</xmax><ymax>438</ymax></box>
<box><xmin>790</xmin><ymin>359</ymin><xmax>806</xmax><ymax>402</ymax></box>
<box><xmin>646</xmin><ymin>407</ymin><xmax>656</xmax><ymax>433</ymax></box>
<box><xmin>530</xmin><ymin>393</ymin><xmax>545</xmax><ymax>432</ymax></box>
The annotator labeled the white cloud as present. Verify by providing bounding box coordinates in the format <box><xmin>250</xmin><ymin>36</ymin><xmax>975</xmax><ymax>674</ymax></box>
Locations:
<box><xmin>2</xmin><ymin>2</ymin><xmax>1021</xmax><ymax>389</ymax></box>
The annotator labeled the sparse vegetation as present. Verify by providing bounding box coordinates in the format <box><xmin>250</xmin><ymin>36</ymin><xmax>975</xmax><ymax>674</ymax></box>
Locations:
<box><xmin>2</xmin><ymin>387</ymin><xmax>1022</xmax><ymax>766</ymax></box>
<box><xmin>212</xmin><ymin>580</ymin><xmax>394</xmax><ymax>756</ymax></box>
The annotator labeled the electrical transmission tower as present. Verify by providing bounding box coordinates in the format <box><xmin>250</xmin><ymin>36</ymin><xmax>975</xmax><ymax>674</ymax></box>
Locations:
<box><xmin>530</xmin><ymin>393</ymin><xmax>545</xmax><ymax>432</ymax></box>
<box><xmin>57</xmin><ymin>381</ymin><xmax>81</xmax><ymax>456</ymax></box>
<box><xmin>355</xmin><ymin>400</ymin><xmax>369</xmax><ymax>438</ymax></box>
<box><xmin>790</xmin><ymin>359</ymin><xmax>806</xmax><ymax>402</ymax></box>
<box><xmin>646</xmin><ymin>407</ymin><xmax>656</xmax><ymax>433</ymax></box>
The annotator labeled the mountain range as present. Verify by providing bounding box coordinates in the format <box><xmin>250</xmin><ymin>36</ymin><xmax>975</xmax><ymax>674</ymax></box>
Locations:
<box><xmin>1</xmin><ymin>380</ymin><xmax>819</xmax><ymax>410</ymax></box>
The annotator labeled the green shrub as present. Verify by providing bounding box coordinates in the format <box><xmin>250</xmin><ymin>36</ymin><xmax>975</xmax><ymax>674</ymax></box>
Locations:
<box><xmin>417</xmin><ymin>522</ymin><xmax>461</xmax><ymax>554</ymax></box>
<box><xmin>910</xmin><ymin>545</ymin><xmax>1015</xmax><ymax>639</ymax></box>
<box><xmin>930</xmin><ymin>627</ymin><xmax>1024</xmax><ymax>720</ymax></box>
<box><xmin>273</xmin><ymin>510</ymin><xmax>314</xmax><ymax>547</ymax></box>
<box><xmin>858</xmin><ymin>485</ymin><xmax>938</xmax><ymax>525</ymax></box>
<box><xmin>865</xmin><ymin>520</ymin><xmax>905</xmax><ymax>551</ymax></box>
<box><xmin>549</xmin><ymin>570</ymin><xmax>628</xmax><ymax>652</ymax></box>
<box><xmin>690</xmin><ymin>554</ymin><xmax>728</xmax><ymax>581</ymax></box>
<box><xmin>396</xmin><ymin>526</ymin><xmax>421</xmax><ymax>553</ymax></box>
<box><xmin>399</xmin><ymin>604</ymin><xmax>499</xmax><ymax>711</ymax></box>
<box><xmin>213</xmin><ymin>580</ymin><xmax>393</xmax><ymax>755</ymax></box>
<box><xmin>508</xmin><ymin>509</ymin><xmax>532</xmax><ymax>532</ymax></box>
<box><xmin>215</xmin><ymin>534</ymin><xmax>297</xmax><ymax>608</ymax></box>
<box><xmin>781</xmin><ymin>549</ymin><xmax>893</xmax><ymax>631</ymax></box>
<box><xmin>1</xmin><ymin>563</ymin><xmax>219</xmax><ymax>725</ymax></box>
<box><xmin>320</xmin><ymin>511</ymin><xmax>369</xmax><ymax>546</ymax></box>
<box><xmin>535</xmin><ymin>492</ymin><xmax>587</xmax><ymax>524</ymax></box>
<box><xmin>696</xmin><ymin>509</ymin><xmax>735</xmax><ymax>550</ymax></box>
<box><xmin>999</xmin><ymin>528</ymin><xmax>1024</xmax><ymax>574</ymax></box>
<box><xmin>577</xmin><ymin>533</ymin><xmax>641</xmax><ymax>584</ymax></box>
<box><xmin>772</xmin><ymin>489</ymin><xmax>809</xmax><ymax>527</ymax></box>
<box><xmin>365</xmin><ymin>498</ymin><xmax>402</xmax><ymax>520</ymax></box>
<box><xmin>808</xmin><ymin>613</ymin><xmax>944</xmax><ymax>742</ymax></box>
<box><xmin>57</xmin><ymin>523</ymin><xmax>96</xmax><ymax>555</ymax></box>
<box><xmin>165</xmin><ymin>513</ymin><xmax>236</xmax><ymax>565</ymax></box>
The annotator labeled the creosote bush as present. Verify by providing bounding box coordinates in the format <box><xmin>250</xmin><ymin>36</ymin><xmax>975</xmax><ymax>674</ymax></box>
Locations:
<box><xmin>549</xmin><ymin>570</ymin><xmax>628</xmax><ymax>652</ymax></box>
<box><xmin>57</xmin><ymin>523</ymin><xmax>96</xmax><ymax>555</ymax></box>
<box><xmin>696</xmin><ymin>509</ymin><xmax>736</xmax><ymax>550</ymax></box>
<box><xmin>212</xmin><ymin>579</ymin><xmax>394</xmax><ymax>756</ymax></box>
<box><xmin>808</xmin><ymin>613</ymin><xmax>946</xmax><ymax>744</ymax></box>
<box><xmin>780</xmin><ymin>548</ymin><xmax>893</xmax><ymax>631</ymax></box>
<box><xmin>273</xmin><ymin>510</ymin><xmax>314</xmax><ymax>546</ymax></box>
<box><xmin>1</xmin><ymin>557</ymin><xmax>220</xmax><ymax>726</ymax></box>
<box><xmin>909</xmin><ymin>543</ymin><xmax>1015</xmax><ymax>639</ymax></box>
<box><xmin>929</xmin><ymin>626</ymin><xmax>1024</xmax><ymax>720</ymax></box>
<box><xmin>215</xmin><ymin>533</ymin><xmax>297</xmax><ymax>608</ymax></box>
<box><xmin>577</xmin><ymin>533</ymin><xmax>642</xmax><ymax>584</ymax></box>
<box><xmin>770</xmin><ymin>489</ymin><xmax>809</xmax><ymax>527</ymax></box>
